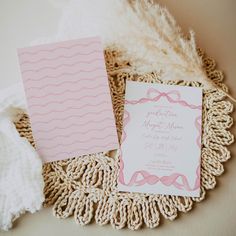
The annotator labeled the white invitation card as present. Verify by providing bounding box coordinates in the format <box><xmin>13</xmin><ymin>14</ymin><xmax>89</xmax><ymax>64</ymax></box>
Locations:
<box><xmin>118</xmin><ymin>81</ymin><xmax>202</xmax><ymax>197</ymax></box>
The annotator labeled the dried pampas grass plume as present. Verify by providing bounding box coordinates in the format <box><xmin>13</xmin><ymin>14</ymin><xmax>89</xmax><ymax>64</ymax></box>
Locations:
<box><xmin>109</xmin><ymin>0</ymin><xmax>235</xmax><ymax>101</ymax></box>
<box><xmin>108</xmin><ymin>1</ymin><xmax>214</xmax><ymax>86</ymax></box>
<box><xmin>48</xmin><ymin>0</ymin><xmax>235</xmax><ymax>101</ymax></box>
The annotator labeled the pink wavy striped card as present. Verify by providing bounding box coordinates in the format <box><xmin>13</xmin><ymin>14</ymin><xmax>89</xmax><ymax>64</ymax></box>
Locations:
<box><xmin>118</xmin><ymin>81</ymin><xmax>202</xmax><ymax>197</ymax></box>
<box><xmin>18</xmin><ymin>37</ymin><xmax>118</xmax><ymax>163</ymax></box>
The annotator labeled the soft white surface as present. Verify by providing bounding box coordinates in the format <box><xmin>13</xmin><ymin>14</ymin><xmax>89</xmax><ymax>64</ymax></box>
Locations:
<box><xmin>0</xmin><ymin>0</ymin><xmax>236</xmax><ymax>235</ymax></box>
<box><xmin>0</xmin><ymin>84</ymin><xmax>44</xmax><ymax>231</ymax></box>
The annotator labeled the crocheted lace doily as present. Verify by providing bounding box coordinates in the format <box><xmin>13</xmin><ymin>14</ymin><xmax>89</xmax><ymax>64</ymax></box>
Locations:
<box><xmin>15</xmin><ymin>48</ymin><xmax>234</xmax><ymax>230</ymax></box>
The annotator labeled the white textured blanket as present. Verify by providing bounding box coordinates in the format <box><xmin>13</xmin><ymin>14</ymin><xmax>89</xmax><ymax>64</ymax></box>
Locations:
<box><xmin>0</xmin><ymin>83</ymin><xmax>44</xmax><ymax>231</ymax></box>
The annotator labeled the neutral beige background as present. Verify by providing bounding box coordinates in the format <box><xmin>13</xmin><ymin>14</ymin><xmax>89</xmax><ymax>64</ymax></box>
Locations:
<box><xmin>0</xmin><ymin>0</ymin><xmax>235</xmax><ymax>235</ymax></box>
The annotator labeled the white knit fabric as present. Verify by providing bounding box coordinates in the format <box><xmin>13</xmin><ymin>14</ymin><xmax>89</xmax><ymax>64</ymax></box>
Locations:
<box><xmin>0</xmin><ymin>83</ymin><xmax>44</xmax><ymax>231</ymax></box>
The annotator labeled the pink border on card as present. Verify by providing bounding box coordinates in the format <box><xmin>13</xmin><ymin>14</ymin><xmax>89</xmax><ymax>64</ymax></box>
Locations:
<box><xmin>119</xmin><ymin>88</ymin><xmax>202</xmax><ymax>191</ymax></box>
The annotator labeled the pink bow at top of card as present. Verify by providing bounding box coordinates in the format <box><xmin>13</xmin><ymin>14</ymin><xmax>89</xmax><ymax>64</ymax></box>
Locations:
<box><xmin>18</xmin><ymin>36</ymin><xmax>119</xmax><ymax>163</ymax></box>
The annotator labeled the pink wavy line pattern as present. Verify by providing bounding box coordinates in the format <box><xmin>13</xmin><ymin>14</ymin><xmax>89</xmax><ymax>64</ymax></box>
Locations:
<box><xmin>24</xmin><ymin>67</ymin><xmax>105</xmax><ymax>82</ymax></box>
<box><xmin>20</xmin><ymin>51</ymin><xmax>102</xmax><ymax>65</ymax></box>
<box><xmin>34</xmin><ymin>121</ymin><xmax>115</xmax><ymax>134</ymax></box>
<box><xmin>19</xmin><ymin>41</ymin><xmax>101</xmax><ymax>56</ymax></box>
<box><xmin>38</xmin><ymin>142</ymin><xmax>118</xmax><ymax>159</ymax></box>
<box><xmin>28</xmin><ymin>94</ymin><xmax>109</xmax><ymax>108</ymax></box>
<box><xmin>24</xmin><ymin>73</ymin><xmax>105</xmax><ymax>88</ymax></box>
<box><xmin>30</xmin><ymin>101</ymin><xmax>110</xmax><ymax>116</ymax></box>
<box><xmin>31</xmin><ymin>111</ymin><xmax>114</xmax><ymax>126</ymax></box>
<box><xmin>32</xmin><ymin>111</ymin><xmax>114</xmax><ymax>126</ymax></box>
<box><xmin>21</xmin><ymin>58</ymin><xmax>103</xmax><ymax>73</ymax></box>
<box><xmin>18</xmin><ymin>37</ymin><xmax>118</xmax><ymax>162</ymax></box>
<box><xmin>119</xmin><ymin>88</ymin><xmax>202</xmax><ymax>191</ymax></box>
<box><xmin>26</xmin><ymin>84</ymin><xmax>109</xmax><ymax>102</ymax></box>
<box><xmin>26</xmin><ymin>76</ymin><xmax>103</xmax><ymax>90</ymax></box>
<box><xmin>26</xmin><ymin>83</ymin><xmax>108</xmax><ymax>101</ymax></box>
<box><xmin>23</xmin><ymin>66</ymin><xmax>105</xmax><ymax>76</ymax></box>
<box><xmin>37</xmin><ymin>134</ymin><xmax>118</xmax><ymax>149</ymax></box>
<box><xmin>25</xmin><ymin>75</ymin><xmax>104</xmax><ymax>91</ymax></box>
<box><xmin>27</xmin><ymin>84</ymin><xmax>107</xmax><ymax>100</ymax></box>
<box><xmin>29</xmin><ymin>93</ymin><xmax>110</xmax><ymax>108</ymax></box>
